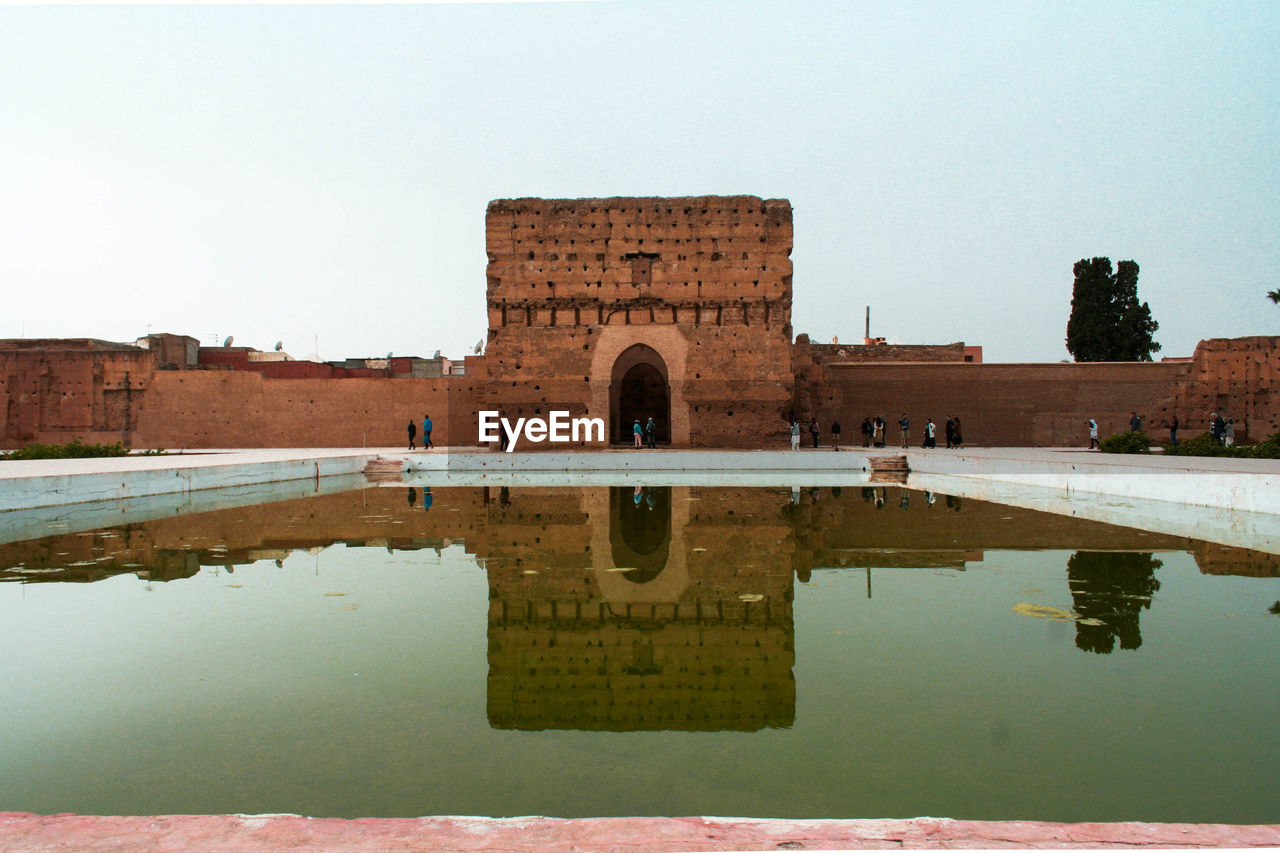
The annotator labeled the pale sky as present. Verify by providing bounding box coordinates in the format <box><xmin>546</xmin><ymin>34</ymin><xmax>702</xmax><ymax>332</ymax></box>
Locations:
<box><xmin>2</xmin><ymin>0</ymin><xmax>1277</xmax><ymax>362</ymax></box>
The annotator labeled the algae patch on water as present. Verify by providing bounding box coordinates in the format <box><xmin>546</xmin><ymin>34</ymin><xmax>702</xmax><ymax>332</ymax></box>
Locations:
<box><xmin>1012</xmin><ymin>602</ymin><xmax>1076</xmax><ymax>622</ymax></box>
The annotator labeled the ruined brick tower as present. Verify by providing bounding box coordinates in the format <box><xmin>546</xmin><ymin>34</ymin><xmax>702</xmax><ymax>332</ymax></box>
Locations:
<box><xmin>479</xmin><ymin>196</ymin><xmax>795</xmax><ymax>447</ymax></box>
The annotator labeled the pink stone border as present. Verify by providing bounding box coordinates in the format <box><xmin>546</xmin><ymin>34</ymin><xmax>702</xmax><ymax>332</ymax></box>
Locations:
<box><xmin>2</xmin><ymin>813</ymin><xmax>1279</xmax><ymax>851</ymax></box>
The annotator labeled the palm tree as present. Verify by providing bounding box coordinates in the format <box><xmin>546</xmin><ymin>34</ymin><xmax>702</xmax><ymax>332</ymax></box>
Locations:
<box><xmin>1270</xmin><ymin>289</ymin><xmax>1280</xmax><ymax>304</ymax></box>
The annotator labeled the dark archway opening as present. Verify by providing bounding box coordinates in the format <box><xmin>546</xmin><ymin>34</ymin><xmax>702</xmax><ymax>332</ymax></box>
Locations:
<box><xmin>609</xmin><ymin>486</ymin><xmax>672</xmax><ymax>583</ymax></box>
<box><xmin>610</xmin><ymin>345</ymin><xmax>671</xmax><ymax>445</ymax></box>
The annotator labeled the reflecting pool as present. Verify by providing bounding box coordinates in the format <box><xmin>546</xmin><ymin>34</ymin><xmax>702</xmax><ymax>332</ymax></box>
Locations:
<box><xmin>1</xmin><ymin>484</ymin><xmax>1277</xmax><ymax>823</ymax></box>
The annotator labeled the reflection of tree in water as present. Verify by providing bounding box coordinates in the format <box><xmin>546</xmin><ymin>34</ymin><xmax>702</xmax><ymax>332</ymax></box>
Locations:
<box><xmin>1067</xmin><ymin>551</ymin><xmax>1162</xmax><ymax>654</ymax></box>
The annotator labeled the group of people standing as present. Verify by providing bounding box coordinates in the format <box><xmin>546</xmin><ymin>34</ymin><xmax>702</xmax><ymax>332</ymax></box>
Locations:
<box><xmin>407</xmin><ymin>414</ymin><xmax>433</xmax><ymax>450</ymax></box>
<box><xmin>633</xmin><ymin>417</ymin><xmax>658</xmax><ymax>449</ymax></box>
<box><xmin>857</xmin><ymin>414</ymin><xmax>963</xmax><ymax>449</ymax></box>
<box><xmin>790</xmin><ymin>418</ymin><xmax>837</xmax><ymax>450</ymax></box>
<box><xmin>789</xmin><ymin>414</ymin><xmax>964</xmax><ymax>450</ymax></box>
<box><xmin>1209</xmin><ymin>412</ymin><xmax>1236</xmax><ymax>446</ymax></box>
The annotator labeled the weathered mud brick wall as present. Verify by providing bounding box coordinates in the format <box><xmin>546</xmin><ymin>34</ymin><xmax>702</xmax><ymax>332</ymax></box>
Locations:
<box><xmin>481</xmin><ymin>196</ymin><xmax>795</xmax><ymax>448</ymax></box>
<box><xmin>0</xmin><ymin>339</ymin><xmax>156</xmax><ymax>448</ymax></box>
<box><xmin>804</xmin><ymin>340</ymin><xmax>972</xmax><ymax>363</ymax></box>
<box><xmin>796</xmin><ymin>359</ymin><xmax>1186</xmax><ymax>447</ymax></box>
<box><xmin>132</xmin><ymin>371</ymin><xmax>472</xmax><ymax>449</ymax></box>
<box><xmin>1164</xmin><ymin>337</ymin><xmax>1279</xmax><ymax>442</ymax></box>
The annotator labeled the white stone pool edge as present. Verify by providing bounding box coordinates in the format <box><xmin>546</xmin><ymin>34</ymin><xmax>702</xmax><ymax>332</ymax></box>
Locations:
<box><xmin>3</xmin><ymin>446</ymin><xmax>1278</xmax><ymax>514</ymax></box>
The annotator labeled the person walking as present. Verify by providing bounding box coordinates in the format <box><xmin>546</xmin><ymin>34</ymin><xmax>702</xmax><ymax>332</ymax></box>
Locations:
<box><xmin>633</xmin><ymin>419</ymin><xmax>643</xmax><ymax>448</ymax></box>
<box><xmin>831</xmin><ymin>420</ymin><xmax>842</xmax><ymax>451</ymax></box>
<box><xmin>952</xmin><ymin>416</ymin><xmax>963</xmax><ymax>449</ymax></box>
<box><xmin>1170</xmin><ymin>415</ymin><xmax>1179</xmax><ymax>447</ymax></box>
<box><xmin>407</xmin><ymin>420</ymin><xmax>417</xmax><ymax>451</ymax></box>
<box><xmin>861</xmin><ymin>417</ymin><xmax>873</xmax><ymax>448</ymax></box>
<box><xmin>898</xmin><ymin>414</ymin><xmax>910</xmax><ymax>448</ymax></box>
<box><xmin>645</xmin><ymin>416</ymin><xmax>657</xmax><ymax>449</ymax></box>
<box><xmin>1225</xmin><ymin>418</ymin><xmax>1235</xmax><ymax>447</ymax></box>
<box><xmin>1211</xmin><ymin>412</ymin><xmax>1225</xmax><ymax>444</ymax></box>
<box><xmin>923</xmin><ymin>418</ymin><xmax>937</xmax><ymax>448</ymax></box>
<box><xmin>790</xmin><ymin>420</ymin><xmax>801</xmax><ymax>450</ymax></box>
<box><xmin>944</xmin><ymin>416</ymin><xmax>955</xmax><ymax>449</ymax></box>
<box><xmin>873</xmin><ymin>416</ymin><xmax>886</xmax><ymax>448</ymax></box>
<box><xmin>423</xmin><ymin>414</ymin><xmax>433</xmax><ymax>449</ymax></box>
<box><xmin>1129</xmin><ymin>411</ymin><xmax>1142</xmax><ymax>433</ymax></box>
<box><xmin>809</xmin><ymin>418</ymin><xmax>820</xmax><ymax>449</ymax></box>
<box><xmin>1088</xmin><ymin>417</ymin><xmax>1099</xmax><ymax>449</ymax></box>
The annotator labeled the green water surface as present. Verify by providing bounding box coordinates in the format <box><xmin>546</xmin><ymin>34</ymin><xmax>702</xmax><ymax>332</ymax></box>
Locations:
<box><xmin>0</xmin><ymin>485</ymin><xmax>1276</xmax><ymax>822</ymax></box>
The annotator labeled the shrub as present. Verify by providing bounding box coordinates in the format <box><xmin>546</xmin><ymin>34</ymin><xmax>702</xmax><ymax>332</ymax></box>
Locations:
<box><xmin>1243</xmin><ymin>432</ymin><xmax>1280</xmax><ymax>459</ymax></box>
<box><xmin>1163</xmin><ymin>431</ymin><xmax>1280</xmax><ymax>459</ymax></box>
<box><xmin>1163</xmin><ymin>432</ymin><xmax>1231</xmax><ymax>457</ymax></box>
<box><xmin>1099</xmin><ymin>430</ymin><xmax>1151</xmax><ymax>454</ymax></box>
<box><xmin>3</xmin><ymin>439</ymin><xmax>132</xmax><ymax>460</ymax></box>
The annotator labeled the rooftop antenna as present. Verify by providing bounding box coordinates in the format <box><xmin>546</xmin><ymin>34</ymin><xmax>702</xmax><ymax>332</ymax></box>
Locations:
<box><xmin>865</xmin><ymin>306</ymin><xmax>870</xmax><ymax>340</ymax></box>
<box><xmin>222</xmin><ymin>335</ymin><xmax>234</xmax><ymax>347</ymax></box>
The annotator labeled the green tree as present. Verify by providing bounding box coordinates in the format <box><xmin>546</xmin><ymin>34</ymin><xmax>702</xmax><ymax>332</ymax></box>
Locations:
<box><xmin>1268</xmin><ymin>289</ymin><xmax>1280</xmax><ymax>304</ymax></box>
<box><xmin>1066</xmin><ymin>258</ymin><xmax>1161</xmax><ymax>361</ymax></box>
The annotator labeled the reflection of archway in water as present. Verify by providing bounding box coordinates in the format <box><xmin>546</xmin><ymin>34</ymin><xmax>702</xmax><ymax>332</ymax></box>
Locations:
<box><xmin>609</xmin><ymin>486</ymin><xmax>671</xmax><ymax>583</ymax></box>
<box><xmin>610</xmin><ymin>345</ymin><xmax>670</xmax><ymax>444</ymax></box>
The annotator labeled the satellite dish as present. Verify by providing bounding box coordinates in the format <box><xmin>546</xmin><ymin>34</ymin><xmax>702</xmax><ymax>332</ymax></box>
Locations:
<box><xmin>473</xmin><ymin>338</ymin><xmax>484</xmax><ymax>354</ymax></box>
<box><xmin>386</xmin><ymin>351</ymin><xmax>393</xmax><ymax>359</ymax></box>
<box><xmin>274</xmin><ymin>341</ymin><xmax>283</xmax><ymax>352</ymax></box>
<box><xmin>433</xmin><ymin>349</ymin><xmax>441</xmax><ymax>359</ymax></box>
<box><xmin>223</xmin><ymin>336</ymin><xmax>234</xmax><ymax>347</ymax></box>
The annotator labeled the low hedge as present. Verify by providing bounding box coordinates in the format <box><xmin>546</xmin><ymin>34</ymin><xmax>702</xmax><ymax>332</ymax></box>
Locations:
<box><xmin>1163</xmin><ymin>431</ymin><xmax>1280</xmax><ymax>459</ymax></box>
<box><xmin>2</xmin><ymin>439</ymin><xmax>132</xmax><ymax>460</ymax></box>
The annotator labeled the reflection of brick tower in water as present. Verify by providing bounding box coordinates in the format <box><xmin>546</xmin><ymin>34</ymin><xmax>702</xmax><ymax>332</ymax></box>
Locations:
<box><xmin>478</xmin><ymin>197</ymin><xmax>796</xmax><ymax>448</ymax></box>
<box><xmin>485</xmin><ymin>486</ymin><xmax>796</xmax><ymax>732</ymax></box>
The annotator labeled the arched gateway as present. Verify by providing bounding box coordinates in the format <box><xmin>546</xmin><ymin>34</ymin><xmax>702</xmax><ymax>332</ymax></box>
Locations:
<box><xmin>481</xmin><ymin>196</ymin><xmax>796</xmax><ymax>450</ymax></box>
<box><xmin>610</xmin><ymin>344</ymin><xmax>670</xmax><ymax>445</ymax></box>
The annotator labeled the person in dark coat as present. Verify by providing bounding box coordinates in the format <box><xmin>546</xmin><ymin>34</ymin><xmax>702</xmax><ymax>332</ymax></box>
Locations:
<box><xmin>407</xmin><ymin>420</ymin><xmax>417</xmax><ymax>450</ymax></box>
<box><xmin>645</xmin><ymin>417</ymin><xmax>657</xmax><ymax>449</ymax></box>
<box><xmin>831</xmin><ymin>420</ymin><xmax>842</xmax><ymax>451</ymax></box>
<box><xmin>809</xmin><ymin>418</ymin><xmax>820</xmax><ymax>448</ymax></box>
<box><xmin>1212</xmin><ymin>412</ymin><xmax>1226</xmax><ymax>444</ymax></box>
<box><xmin>1170</xmin><ymin>415</ymin><xmax>1180</xmax><ymax>447</ymax></box>
<box><xmin>861</xmin><ymin>417</ymin><xmax>873</xmax><ymax>447</ymax></box>
<box><xmin>945</xmin><ymin>416</ymin><xmax>955</xmax><ymax>449</ymax></box>
<box><xmin>1129</xmin><ymin>412</ymin><xmax>1142</xmax><ymax>432</ymax></box>
<box><xmin>952</xmin><ymin>416</ymin><xmax>963</xmax><ymax>449</ymax></box>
